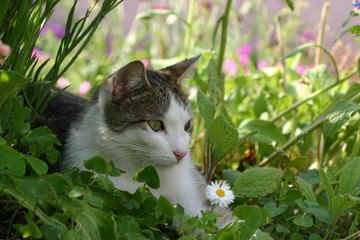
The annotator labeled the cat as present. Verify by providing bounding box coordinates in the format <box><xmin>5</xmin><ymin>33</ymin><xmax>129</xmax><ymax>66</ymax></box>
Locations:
<box><xmin>41</xmin><ymin>55</ymin><xmax>233</xmax><ymax>227</ymax></box>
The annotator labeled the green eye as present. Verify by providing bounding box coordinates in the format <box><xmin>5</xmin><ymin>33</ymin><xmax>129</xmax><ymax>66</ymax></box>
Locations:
<box><xmin>148</xmin><ymin>120</ymin><xmax>164</xmax><ymax>132</ymax></box>
<box><xmin>184</xmin><ymin>120</ymin><xmax>193</xmax><ymax>132</ymax></box>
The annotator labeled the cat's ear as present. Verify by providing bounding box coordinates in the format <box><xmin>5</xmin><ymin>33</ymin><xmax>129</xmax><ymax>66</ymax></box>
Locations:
<box><xmin>111</xmin><ymin>60</ymin><xmax>151</xmax><ymax>97</ymax></box>
<box><xmin>160</xmin><ymin>54</ymin><xmax>201</xmax><ymax>85</ymax></box>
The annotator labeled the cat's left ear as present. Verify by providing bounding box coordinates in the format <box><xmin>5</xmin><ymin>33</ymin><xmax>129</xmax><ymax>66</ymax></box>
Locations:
<box><xmin>159</xmin><ymin>54</ymin><xmax>201</xmax><ymax>85</ymax></box>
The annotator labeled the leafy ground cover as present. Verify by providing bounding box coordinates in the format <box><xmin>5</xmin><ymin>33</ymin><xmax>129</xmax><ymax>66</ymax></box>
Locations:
<box><xmin>0</xmin><ymin>0</ymin><xmax>360</xmax><ymax>239</ymax></box>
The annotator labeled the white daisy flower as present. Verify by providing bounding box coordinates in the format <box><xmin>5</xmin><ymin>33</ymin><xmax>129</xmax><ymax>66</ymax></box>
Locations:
<box><xmin>205</xmin><ymin>180</ymin><xmax>235</xmax><ymax>208</ymax></box>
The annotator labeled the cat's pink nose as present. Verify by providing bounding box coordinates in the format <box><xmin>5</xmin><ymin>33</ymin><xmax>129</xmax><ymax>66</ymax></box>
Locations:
<box><xmin>173</xmin><ymin>151</ymin><xmax>187</xmax><ymax>161</ymax></box>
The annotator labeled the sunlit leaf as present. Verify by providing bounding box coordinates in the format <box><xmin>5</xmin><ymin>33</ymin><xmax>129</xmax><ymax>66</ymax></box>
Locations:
<box><xmin>0</xmin><ymin>70</ymin><xmax>30</xmax><ymax>106</ymax></box>
<box><xmin>133</xmin><ymin>166</ymin><xmax>160</xmax><ymax>189</ymax></box>
<box><xmin>233</xmin><ymin>167</ymin><xmax>283</xmax><ymax>198</ymax></box>
<box><xmin>339</xmin><ymin>157</ymin><xmax>360</xmax><ymax>194</ymax></box>
<box><xmin>19</xmin><ymin>222</ymin><xmax>43</xmax><ymax>239</ymax></box>
<box><xmin>84</xmin><ymin>155</ymin><xmax>112</xmax><ymax>174</ymax></box>
<box><xmin>241</xmin><ymin>119</ymin><xmax>287</xmax><ymax>144</ymax></box>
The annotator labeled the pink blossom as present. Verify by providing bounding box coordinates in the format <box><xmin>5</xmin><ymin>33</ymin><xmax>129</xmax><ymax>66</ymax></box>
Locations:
<box><xmin>257</xmin><ymin>60</ymin><xmax>267</xmax><ymax>70</ymax></box>
<box><xmin>301</xmin><ymin>32</ymin><xmax>314</xmax><ymax>42</ymax></box>
<box><xmin>296</xmin><ymin>65</ymin><xmax>312</xmax><ymax>75</ymax></box>
<box><xmin>152</xmin><ymin>6</ymin><xmax>169</xmax><ymax>10</ymax></box>
<box><xmin>197</xmin><ymin>2</ymin><xmax>213</xmax><ymax>10</ymax></box>
<box><xmin>236</xmin><ymin>45</ymin><xmax>253</xmax><ymax>67</ymax></box>
<box><xmin>141</xmin><ymin>59</ymin><xmax>151</xmax><ymax>67</ymax></box>
<box><xmin>31</xmin><ymin>47</ymin><xmax>50</xmax><ymax>61</ymax></box>
<box><xmin>40</xmin><ymin>23</ymin><xmax>65</xmax><ymax>39</ymax></box>
<box><xmin>78</xmin><ymin>81</ymin><xmax>91</xmax><ymax>95</ymax></box>
<box><xmin>56</xmin><ymin>77</ymin><xmax>70</xmax><ymax>89</ymax></box>
<box><xmin>223</xmin><ymin>59</ymin><xmax>237</xmax><ymax>75</ymax></box>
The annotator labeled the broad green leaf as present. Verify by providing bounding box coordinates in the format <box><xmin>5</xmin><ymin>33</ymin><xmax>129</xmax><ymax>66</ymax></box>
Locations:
<box><xmin>234</xmin><ymin>205</ymin><xmax>270</xmax><ymax>230</ymax></box>
<box><xmin>241</xmin><ymin>120</ymin><xmax>287</xmax><ymax>144</ymax></box>
<box><xmin>296</xmin><ymin>177</ymin><xmax>317</xmax><ymax>202</ymax></box>
<box><xmin>209</xmin><ymin>116</ymin><xmax>239</xmax><ymax>162</ymax></box>
<box><xmin>63</xmin><ymin>199</ymin><xmax>116</xmax><ymax>240</ymax></box>
<box><xmin>22</xmin><ymin>126</ymin><xmax>61</xmax><ymax>158</ymax></box>
<box><xmin>283</xmin><ymin>43</ymin><xmax>315</xmax><ymax>60</ymax></box>
<box><xmin>233</xmin><ymin>167</ymin><xmax>283</xmax><ymax>198</ymax></box>
<box><xmin>263</xmin><ymin>202</ymin><xmax>288</xmax><ymax>218</ymax></box>
<box><xmin>309</xmin><ymin>233</ymin><xmax>323</xmax><ymax>240</ymax></box>
<box><xmin>322</xmin><ymin>100</ymin><xmax>359</xmax><ymax>139</ymax></box>
<box><xmin>17</xmin><ymin>178</ymin><xmax>50</xmax><ymax>198</ymax></box>
<box><xmin>19</xmin><ymin>222</ymin><xmax>43</xmax><ymax>239</ymax></box>
<box><xmin>155</xmin><ymin>195</ymin><xmax>176</xmax><ymax>218</ymax></box>
<box><xmin>25</xmin><ymin>156</ymin><xmax>48</xmax><ymax>175</ymax></box>
<box><xmin>222</xmin><ymin>169</ymin><xmax>241</xmax><ymax>186</ymax></box>
<box><xmin>303</xmin><ymin>64</ymin><xmax>332</xmax><ymax>88</ymax></box>
<box><xmin>318</xmin><ymin>169</ymin><xmax>335</xmax><ymax>206</ymax></box>
<box><xmin>284</xmin><ymin>0</ymin><xmax>294</xmax><ymax>11</ymax></box>
<box><xmin>339</xmin><ymin>157</ymin><xmax>360</xmax><ymax>194</ymax></box>
<box><xmin>253</xmin><ymin>230</ymin><xmax>274</xmax><ymax>240</ymax></box>
<box><xmin>275</xmin><ymin>224</ymin><xmax>290</xmax><ymax>233</ymax></box>
<box><xmin>331</xmin><ymin>194</ymin><xmax>360</xmax><ymax>223</ymax></box>
<box><xmin>292</xmin><ymin>215</ymin><xmax>313</xmax><ymax>227</ymax></box>
<box><xmin>197</xmin><ymin>89</ymin><xmax>215</xmax><ymax>128</ymax></box>
<box><xmin>0</xmin><ymin>70</ymin><xmax>31</xmax><ymax>106</ymax></box>
<box><xmin>289</xmin><ymin>157</ymin><xmax>309</xmax><ymax>172</ymax></box>
<box><xmin>0</xmin><ymin>151</ymin><xmax>26</xmax><ymax>176</ymax></box>
<box><xmin>133</xmin><ymin>166</ymin><xmax>160</xmax><ymax>189</ymax></box>
<box><xmin>6</xmin><ymin>97</ymin><xmax>31</xmax><ymax>142</ymax></box>
<box><xmin>297</xmin><ymin>169</ymin><xmax>320</xmax><ymax>184</ymax></box>
<box><xmin>43</xmin><ymin>173</ymin><xmax>68</xmax><ymax>194</ymax></box>
<box><xmin>295</xmin><ymin>200</ymin><xmax>332</xmax><ymax>224</ymax></box>
<box><xmin>84</xmin><ymin>155</ymin><xmax>112</xmax><ymax>174</ymax></box>
<box><xmin>207</xmin><ymin>57</ymin><xmax>222</xmax><ymax>105</ymax></box>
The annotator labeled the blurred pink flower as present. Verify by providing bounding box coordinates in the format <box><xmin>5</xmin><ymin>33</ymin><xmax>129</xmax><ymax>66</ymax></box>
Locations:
<box><xmin>40</xmin><ymin>23</ymin><xmax>65</xmax><ymax>39</ymax></box>
<box><xmin>236</xmin><ymin>45</ymin><xmax>253</xmax><ymax>67</ymax></box>
<box><xmin>31</xmin><ymin>47</ymin><xmax>50</xmax><ymax>61</ymax></box>
<box><xmin>301</xmin><ymin>32</ymin><xmax>314</xmax><ymax>42</ymax></box>
<box><xmin>78</xmin><ymin>81</ymin><xmax>91</xmax><ymax>95</ymax></box>
<box><xmin>296</xmin><ymin>65</ymin><xmax>312</xmax><ymax>75</ymax></box>
<box><xmin>197</xmin><ymin>2</ymin><xmax>213</xmax><ymax>10</ymax></box>
<box><xmin>152</xmin><ymin>6</ymin><xmax>169</xmax><ymax>10</ymax></box>
<box><xmin>257</xmin><ymin>60</ymin><xmax>267</xmax><ymax>69</ymax></box>
<box><xmin>56</xmin><ymin>77</ymin><xmax>70</xmax><ymax>89</ymax></box>
<box><xmin>224</xmin><ymin>59</ymin><xmax>237</xmax><ymax>75</ymax></box>
<box><xmin>0</xmin><ymin>40</ymin><xmax>11</xmax><ymax>65</ymax></box>
<box><xmin>141</xmin><ymin>59</ymin><xmax>151</xmax><ymax>67</ymax></box>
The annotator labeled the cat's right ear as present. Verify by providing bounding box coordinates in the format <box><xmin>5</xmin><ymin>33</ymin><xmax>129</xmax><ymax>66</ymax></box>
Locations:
<box><xmin>112</xmin><ymin>60</ymin><xmax>151</xmax><ymax>97</ymax></box>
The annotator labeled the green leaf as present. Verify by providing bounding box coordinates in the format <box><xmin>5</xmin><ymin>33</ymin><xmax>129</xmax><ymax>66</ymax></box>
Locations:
<box><xmin>233</xmin><ymin>167</ymin><xmax>283</xmax><ymax>198</ymax></box>
<box><xmin>309</xmin><ymin>233</ymin><xmax>323</xmax><ymax>240</ymax></box>
<box><xmin>303</xmin><ymin>64</ymin><xmax>332</xmax><ymax>88</ymax></box>
<box><xmin>253</xmin><ymin>230</ymin><xmax>274</xmax><ymax>240</ymax></box>
<box><xmin>63</xmin><ymin>199</ymin><xmax>116</xmax><ymax>240</ymax></box>
<box><xmin>0</xmin><ymin>151</ymin><xmax>26</xmax><ymax>176</ymax></box>
<box><xmin>336</xmin><ymin>25</ymin><xmax>360</xmax><ymax>42</ymax></box>
<box><xmin>197</xmin><ymin>89</ymin><xmax>216</xmax><ymax>128</ymax></box>
<box><xmin>297</xmin><ymin>169</ymin><xmax>320</xmax><ymax>184</ymax></box>
<box><xmin>275</xmin><ymin>224</ymin><xmax>290</xmax><ymax>233</ymax></box>
<box><xmin>0</xmin><ymin>70</ymin><xmax>31</xmax><ymax>106</ymax></box>
<box><xmin>207</xmin><ymin>57</ymin><xmax>222</xmax><ymax>105</ymax></box>
<box><xmin>133</xmin><ymin>166</ymin><xmax>160</xmax><ymax>189</ymax></box>
<box><xmin>233</xmin><ymin>205</ymin><xmax>270</xmax><ymax>230</ymax></box>
<box><xmin>292</xmin><ymin>215</ymin><xmax>313</xmax><ymax>227</ymax></box>
<box><xmin>19</xmin><ymin>222</ymin><xmax>43</xmax><ymax>239</ymax></box>
<box><xmin>22</xmin><ymin>126</ymin><xmax>61</xmax><ymax>157</ymax></box>
<box><xmin>17</xmin><ymin>178</ymin><xmax>50</xmax><ymax>198</ymax></box>
<box><xmin>339</xmin><ymin>157</ymin><xmax>360</xmax><ymax>194</ymax></box>
<box><xmin>155</xmin><ymin>195</ymin><xmax>176</xmax><ymax>218</ymax></box>
<box><xmin>295</xmin><ymin>200</ymin><xmax>332</xmax><ymax>224</ymax></box>
<box><xmin>209</xmin><ymin>116</ymin><xmax>239</xmax><ymax>162</ymax></box>
<box><xmin>318</xmin><ymin>169</ymin><xmax>335</xmax><ymax>207</ymax></box>
<box><xmin>263</xmin><ymin>202</ymin><xmax>288</xmax><ymax>218</ymax></box>
<box><xmin>241</xmin><ymin>120</ymin><xmax>287</xmax><ymax>144</ymax></box>
<box><xmin>222</xmin><ymin>169</ymin><xmax>241</xmax><ymax>186</ymax></box>
<box><xmin>283</xmin><ymin>43</ymin><xmax>315</xmax><ymax>60</ymax></box>
<box><xmin>284</xmin><ymin>0</ymin><xmax>294</xmax><ymax>11</ymax></box>
<box><xmin>5</xmin><ymin>97</ymin><xmax>31</xmax><ymax>142</ymax></box>
<box><xmin>43</xmin><ymin>173</ymin><xmax>68</xmax><ymax>194</ymax></box>
<box><xmin>25</xmin><ymin>156</ymin><xmax>48</xmax><ymax>175</ymax></box>
<box><xmin>84</xmin><ymin>155</ymin><xmax>112</xmax><ymax>174</ymax></box>
<box><xmin>289</xmin><ymin>157</ymin><xmax>309</xmax><ymax>172</ymax></box>
<box><xmin>296</xmin><ymin>177</ymin><xmax>317</xmax><ymax>202</ymax></box>
<box><xmin>323</xmin><ymin>100</ymin><xmax>360</xmax><ymax>139</ymax></box>
<box><xmin>331</xmin><ymin>194</ymin><xmax>360</xmax><ymax>223</ymax></box>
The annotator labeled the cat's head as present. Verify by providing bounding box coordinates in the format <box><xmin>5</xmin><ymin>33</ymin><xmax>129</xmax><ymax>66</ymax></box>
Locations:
<box><xmin>97</xmin><ymin>55</ymin><xmax>200</xmax><ymax>167</ymax></box>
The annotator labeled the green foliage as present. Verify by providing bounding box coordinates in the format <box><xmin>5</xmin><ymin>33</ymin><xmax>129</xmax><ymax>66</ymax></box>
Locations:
<box><xmin>134</xmin><ymin>166</ymin><xmax>161</xmax><ymax>189</ymax></box>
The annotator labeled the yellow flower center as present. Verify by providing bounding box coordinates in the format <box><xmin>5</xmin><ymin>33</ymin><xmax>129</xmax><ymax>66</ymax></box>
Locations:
<box><xmin>216</xmin><ymin>188</ymin><xmax>225</xmax><ymax>198</ymax></box>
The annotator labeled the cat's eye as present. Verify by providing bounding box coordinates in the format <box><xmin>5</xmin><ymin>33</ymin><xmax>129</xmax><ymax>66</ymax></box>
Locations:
<box><xmin>148</xmin><ymin>120</ymin><xmax>164</xmax><ymax>132</ymax></box>
<box><xmin>184</xmin><ymin>120</ymin><xmax>193</xmax><ymax>132</ymax></box>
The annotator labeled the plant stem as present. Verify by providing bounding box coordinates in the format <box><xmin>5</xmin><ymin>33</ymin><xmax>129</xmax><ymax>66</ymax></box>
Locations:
<box><xmin>271</xmin><ymin>70</ymin><xmax>357</xmax><ymax>122</ymax></box>
<box><xmin>315</xmin><ymin>2</ymin><xmax>330</xmax><ymax>66</ymax></box>
<box><xmin>349</xmin><ymin>127</ymin><xmax>360</xmax><ymax>160</ymax></box>
<box><xmin>275</xmin><ymin>15</ymin><xmax>288</xmax><ymax>93</ymax></box>
<box><xmin>217</xmin><ymin>0</ymin><xmax>232</xmax><ymax>73</ymax></box>
<box><xmin>339</xmin><ymin>230</ymin><xmax>360</xmax><ymax>240</ymax></box>
<box><xmin>183</xmin><ymin>0</ymin><xmax>195</xmax><ymax>57</ymax></box>
<box><xmin>259</xmin><ymin>91</ymin><xmax>360</xmax><ymax>167</ymax></box>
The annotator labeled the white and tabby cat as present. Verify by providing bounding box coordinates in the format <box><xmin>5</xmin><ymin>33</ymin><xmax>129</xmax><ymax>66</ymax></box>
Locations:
<box><xmin>44</xmin><ymin>55</ymin><xmax>233</xmax><ymax>226</ymax></box>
